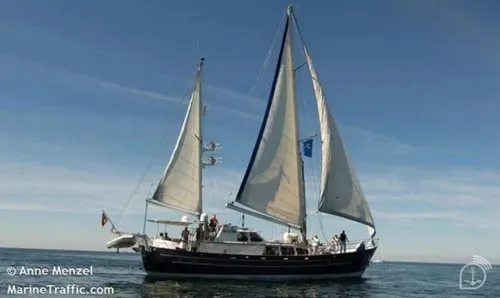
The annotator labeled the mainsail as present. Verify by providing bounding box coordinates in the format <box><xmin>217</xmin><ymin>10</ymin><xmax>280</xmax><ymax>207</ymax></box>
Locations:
<box><xmin>228</xmin><ymin>5</ymin><xmax>376</xmax><ymax>238</ymax></box>
<box><xmin>227</xmin><ymin>13</ymin><xmax>306</xmax><ymax>229</ymax></box>
<box><xmin>149</xmin><ymin>59</ymin><xmax>205</xmax><ymax>215</ymax></box>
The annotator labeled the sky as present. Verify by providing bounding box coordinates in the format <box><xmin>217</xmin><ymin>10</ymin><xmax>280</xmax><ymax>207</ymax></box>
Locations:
<box><xmin>0</xmin><ymin>0</ymin><xmax>499</xmax><ymax>264</ymax></box>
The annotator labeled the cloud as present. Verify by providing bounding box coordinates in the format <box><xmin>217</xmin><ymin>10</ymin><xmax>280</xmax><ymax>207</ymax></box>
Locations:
<box><xmin>0</xmin><ymin>159</ymin><xmax>242</xmax><ymax>219</ymax></box>
<box><xmin>373</xmin><ymin>210</ymin><xmax>497</xmax><ymax>230</ymax></box>
<box><xmin>301</xmin><ymin>164</ymin><xmax>497</xmax><ymax>233</ymax></box>
<box><xmin>302</xmin><ymin>165</ymin><xmax>497</xmax><ymax>232</ymax></box>
<box><xmin>3</xmin><ymin>52</ymin><xmax>456</xmax><ymax>157</ymax></box>
<box><xmin>3</xmin><ymin>50</ymin><xmax>496</xmax><ymax>233</ymax></box>
<box><xmin>342</xmin><ymin>126</ymin><xmax>462</xmax><ymax>156</ymax></box>
<box><xmin>0</xmin><ymin>53</ymin><xmax>260</xmax><ymax>120</ymax></box>
<box><xmin>362</xmin><ymin>165</ymin><xmax>500</xmax><ymax>206</ymax></box>
<box><xmin>0</xmin><ymin>161</ymin><xmax>138</xmax><ymax>212</ymax></box>
<box><xmin>205</xmin><ymin>84</ymin><xmax>265</xmax><ymax>107</ymax></box>
<box><xmin>0</xmin><ymin>202</ymin><xmax>93</xmax><ymax>214</ymax></box>
<box><xmin>360</xmin><ymin>164</ymin><xmax>500</xmax><ymax>230</ymax></box>
<box><xmin>207</xmin><ymin>103</ymin><xmax>261</xmax><ymax>121</ymax></box>
<box><xmin>343</xmin><ymin>126</ymin><xmax>418</xmax><ymax>155</ymax></box>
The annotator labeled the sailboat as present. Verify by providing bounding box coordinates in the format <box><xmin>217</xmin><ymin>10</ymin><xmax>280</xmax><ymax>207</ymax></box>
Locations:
<box><xmin>372</xmin><ymin>251</ymin><xmax>384</xmax><ymax>263</ymax></box>
<box><xmin>102</xmin><ymin>56</ymin><xmax>222</xmax><ymax>249</ymax></box>
<box><xmin>133</xmin><ymin>5</ymin><xmax>379</xmax><ymax>281</ymax></box>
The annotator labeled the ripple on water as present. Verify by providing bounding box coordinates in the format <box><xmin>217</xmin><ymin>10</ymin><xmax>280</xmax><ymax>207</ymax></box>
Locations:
<box><xmin>1</xmin><ymin>249</ymin><xmax>498</xmax><ymax>298</ymax></box>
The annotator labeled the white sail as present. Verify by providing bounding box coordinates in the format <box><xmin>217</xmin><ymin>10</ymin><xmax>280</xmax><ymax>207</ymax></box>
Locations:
<box><xmin>231</xmin><ymin>18</ymin><xmax>305</xmax><ymax>228</ymax></box>
<box><xmin>150</xmin><ymin>66</ymin><xmax>203</xmax><ymax>215</ymax></box>
<box><xmin>303</xmin><ymin>46</ymin><xmax>376</xmax><ymax>236</ymax></box>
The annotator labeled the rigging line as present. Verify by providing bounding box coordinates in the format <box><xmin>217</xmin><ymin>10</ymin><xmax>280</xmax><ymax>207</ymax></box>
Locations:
<box><xmin>250</xmin><ymin>10</ymin><xmax>287</xmax><ymax>94</ymax></box>
<box><xmin>290</xmin><ymin>10</ymin><xmax>306</xmax><ymax>48</ymax></box>
<box><xmin>292</xmin><ymin>16</ymin><xmax>328</xmax><ymax>243</ymax></box>
<box><xmin>310</xmin><ymin>134</ymin><xmax>328</xmax><ymax>242</ymax></box>
<box><xmin>180</xmin><ymin>70</ymin><xmax>199</xmax><ymax>105</ymax></box>
<box><xmin>301</xmin><ymin>95</ymin><xmax>327</xmax><ymax>242</ymax></box>
<box><xmin>295</xmin><ymin>65</ymin><xmax>311</xmax><ymax>229</ymax></box>
<box><xmin>116</xmin><ymin>68</ymin><xmax>198</xmax><ymax>227</ymax></box>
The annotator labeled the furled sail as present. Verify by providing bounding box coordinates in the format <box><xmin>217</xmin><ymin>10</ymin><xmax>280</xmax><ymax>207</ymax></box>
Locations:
<box><xmin>229</xmin><ymin>16</ymin><xmax>305</xmax><ymax>228</ymax></box>
<box><xmin>150</xmin><ymin>61</ymin><xmax>204</xmax><ymax>215</ymax></box>
<box><xmin>302</xmin><ymin>46</ymin><xmax>376</xmax><ymax>237</ymax></box>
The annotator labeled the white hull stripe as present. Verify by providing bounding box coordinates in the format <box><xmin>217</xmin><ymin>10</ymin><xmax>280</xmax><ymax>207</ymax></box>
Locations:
<box><xmin>145</xmin><ymin>271</ymin><xmax>365</xmax><ymax>281</ymax></box>
<box><xmin>157</xmin><ymin>252</ymin><xmax>355</xmax><ymax>262</ymax></box>
<box><xmin>171</xmin><ymin>260</ymin><xmax>352</xmax><ymax>267</ymax></box>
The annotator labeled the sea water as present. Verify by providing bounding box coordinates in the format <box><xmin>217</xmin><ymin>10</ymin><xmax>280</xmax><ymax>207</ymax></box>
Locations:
<box><xmin>0</xmin><ymin>248</ymin><xmax>498</xmax><ymax>297</ymax></box>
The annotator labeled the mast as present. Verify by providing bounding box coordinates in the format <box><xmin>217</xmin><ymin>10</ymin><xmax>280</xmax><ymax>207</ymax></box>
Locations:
<box><xmin>227</xmin><ymin>4</ymin><xmax>307</xmax><ymax>233</ymax></box>
<box><xmin>146</xmin><ymin>57</ymin><xmax>207</xmax><ymax>216</ymax></box>
<box><xmin>288</xmin><ymin>4</ymin><xmax>308</xmax><ymax>241</ymax></box>
<box><xmin>198</xmin><ymin>57</ymin><xmax>205</xmax><ymax>217</ymax></box>
<box><xmin>299</xmin><ymin>156</ymin><xmax>307</xmax><ymax>239</ymax></box>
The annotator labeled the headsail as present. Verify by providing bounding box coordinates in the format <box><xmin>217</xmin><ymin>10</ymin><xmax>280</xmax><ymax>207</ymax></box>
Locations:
<box><xmin>227</xmin><ymin>10</ymin><xmax>305</xmax><ymax>229</ymax></box>
<box><xmin>302</xmin><ymin>45</ymin><xmax>376</xmax><ymax>237</ymax></box>
<box><xmin>149</xmin><ymin>59</ymin><xmax>205</xmax><ymax>215</ymax></box>
<box><xmin>227</xmin><ymin>5</ymin><xmax>377</xmax><ymax>239</ymax></box>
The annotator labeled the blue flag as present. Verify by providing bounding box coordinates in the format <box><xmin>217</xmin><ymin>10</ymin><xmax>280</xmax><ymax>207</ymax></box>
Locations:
<box><xmin>302</xmin><ymin>138</ymin><xmax>313</xmax><ymax>158</ymax></box>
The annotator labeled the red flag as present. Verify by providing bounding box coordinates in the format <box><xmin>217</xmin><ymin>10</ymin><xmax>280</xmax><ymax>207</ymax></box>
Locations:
<box><xmin>101</xmin><ymin>211</ymin><xmax>108</xmax><ymax>227</ymax></box>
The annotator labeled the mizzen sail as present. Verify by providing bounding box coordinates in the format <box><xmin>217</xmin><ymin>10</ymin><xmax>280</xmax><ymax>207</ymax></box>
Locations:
<box><xmin>302</xmin><ymin>46</ymin><xmax>376</xmax><ymax>236</ymax></box>
<box><xmin>229</xmin><ymin>14</ymin><xmax>305</xmax><ymax>228</ymax></box>
<box><xmin>150</xmin><ymin>60</ymin><xmax>204</xmax><ymax>215</ymax></box>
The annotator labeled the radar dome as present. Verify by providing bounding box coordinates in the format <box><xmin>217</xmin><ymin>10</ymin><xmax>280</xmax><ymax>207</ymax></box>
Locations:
<box><xmin>283</xmin><ymin>232</ymin><xmax>299</xmax><ymax>243</ymax></box>
<box><xmin>200</xmin><ymin>213</ymin><xmax>208</xmax><ymax>223</ymax></box>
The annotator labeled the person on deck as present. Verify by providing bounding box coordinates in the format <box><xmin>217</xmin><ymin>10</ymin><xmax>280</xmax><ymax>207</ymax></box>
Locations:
<box><xmin>209</xmin><ymin>214</ymin><xmax>218</xmax><ymax>232</ymax></box>
<box><xmin>180</xmin><ymin>227</ymin><xmax>190</xmax><ymax>250</ymax></box>
<box><xmin>202</xmin><ymin>221</ymin><xmax>210</xmax><ymax>240</ymax></box>
<box><xmin>331</xmin><ymin>234</ymin><xmax>339</xmax><ymax>252</ymax></box>
<box><xmin>311</xmin><ymin>234</ymin><xmax>320</xmax><ymax>255</ymax></box>
<box><xmin>195</xmin><ymin>223</ymin><xmax>203</xmax><ymax>243</ymax></box>
<box><xmin>339</xmin><ymin>230</ymin><xmax>348</xmax><ymax>253</ymax></box>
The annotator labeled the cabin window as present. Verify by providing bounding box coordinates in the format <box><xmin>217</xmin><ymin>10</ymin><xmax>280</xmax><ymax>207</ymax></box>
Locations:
<box><xmin>264</xmin><ymin>246</ymin><xmax>279</xmax><ymax>256</ymax></box>
<box><xmin>296</xmin><ymin>248</ymin><xmax>306</xmax><ymax>255</ymax></box>
<box><xmin>237</xmin><ymin>232</ymin><xmax>248</xmax><ymax>242</ymax></box>
<box><xmin>248</xmin><ymin>232</ymin><xmax>263</xmax><ymax>242</ymax></box>
<box><xmin>280</xmin><ymin>246</ymin><xmax>295</xmax><ymax>256</ymax></box>
<box><xmin>222</xmin><ymin>226</ymin><xmax>236</xmax><ymax>233</ymax></box>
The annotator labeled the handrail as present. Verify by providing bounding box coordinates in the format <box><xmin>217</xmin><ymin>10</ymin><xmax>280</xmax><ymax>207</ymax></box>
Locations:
<box><xmin>320</xmin><ymin>237</ymin><xmax>378</xmax><ymax>253</ymax></box>
<box><xmin>134</xmin><ymin>229</ymin><xmax>378</xmax><ymax>255</ymax></box>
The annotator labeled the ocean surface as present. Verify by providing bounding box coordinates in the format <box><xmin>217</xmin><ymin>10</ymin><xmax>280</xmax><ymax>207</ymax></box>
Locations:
<box><xmin>0</xmin><ymin>248</ymin><xmax>498</xmax><ymax>297</ymax></box>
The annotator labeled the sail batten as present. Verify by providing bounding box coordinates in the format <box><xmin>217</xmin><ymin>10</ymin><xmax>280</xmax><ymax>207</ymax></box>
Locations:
<box><xmin>302</xmin><ymin>45</ymin><xmax>376</xmax><ymax>235</ymax></box>
<box><xmin>151</xmin><ymin>61</ymin><xmax>204</xmax><ymax>215</ymax></box>
<box><xmin>232</xmin><ymin>12</ymin><xmax>305</xmax><ymax>227</ymax></box>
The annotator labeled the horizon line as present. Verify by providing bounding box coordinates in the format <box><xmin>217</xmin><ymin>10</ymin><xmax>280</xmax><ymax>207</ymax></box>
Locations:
<box><xmin>1</xmin><ymin>246</ymin><xmax>497</xmax><ymax>266</ymax></box>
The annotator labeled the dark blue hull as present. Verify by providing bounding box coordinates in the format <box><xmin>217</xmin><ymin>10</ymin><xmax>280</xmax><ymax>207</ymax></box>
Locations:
<box><xmin>141</xmin><ymin>246</ymin><xmax>376</xmax><ymax>281</ymax></box>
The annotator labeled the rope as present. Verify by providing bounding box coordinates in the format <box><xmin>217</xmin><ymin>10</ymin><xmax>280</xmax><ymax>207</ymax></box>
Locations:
<box><xmin>116</xmin><ymin>69</ymin><xmax>198</xmax><ymax>228</ymax></box>
<box><xmin>291</xmin><ymin>12</ymin><xmax>329</xmax><ymax>243</ymax></box>
<box><xmin>213</xmin><ymin>11</ymin><xmax>287</xmax><ymax>216</ymax></box>
<box><xmin>250</xmin><ymin>10</ymin><xmax>287</xmax><ymax>95</ymax></box>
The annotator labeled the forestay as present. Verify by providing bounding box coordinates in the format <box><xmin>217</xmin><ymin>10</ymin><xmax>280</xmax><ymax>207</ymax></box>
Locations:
<box><xmin>150</xmin><ymin>66</ymin><xmax>203</xmax><ymax>215</ymax></box>
<box><xmin>232</xmin><ymin>17</ymin><xmax>305</xmax><ymax>228</ymax></box>
<box><xmin>302</xmin><ymin>45</ymin><xmax>376</xmax><ymax>237</ymax></box>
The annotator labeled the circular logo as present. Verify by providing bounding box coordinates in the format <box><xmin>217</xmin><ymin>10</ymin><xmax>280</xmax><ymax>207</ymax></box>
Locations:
<box><xmin>7</xmin><ymin>266</ymin><xmax>17</xmax><ymax>276</ymax></box>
